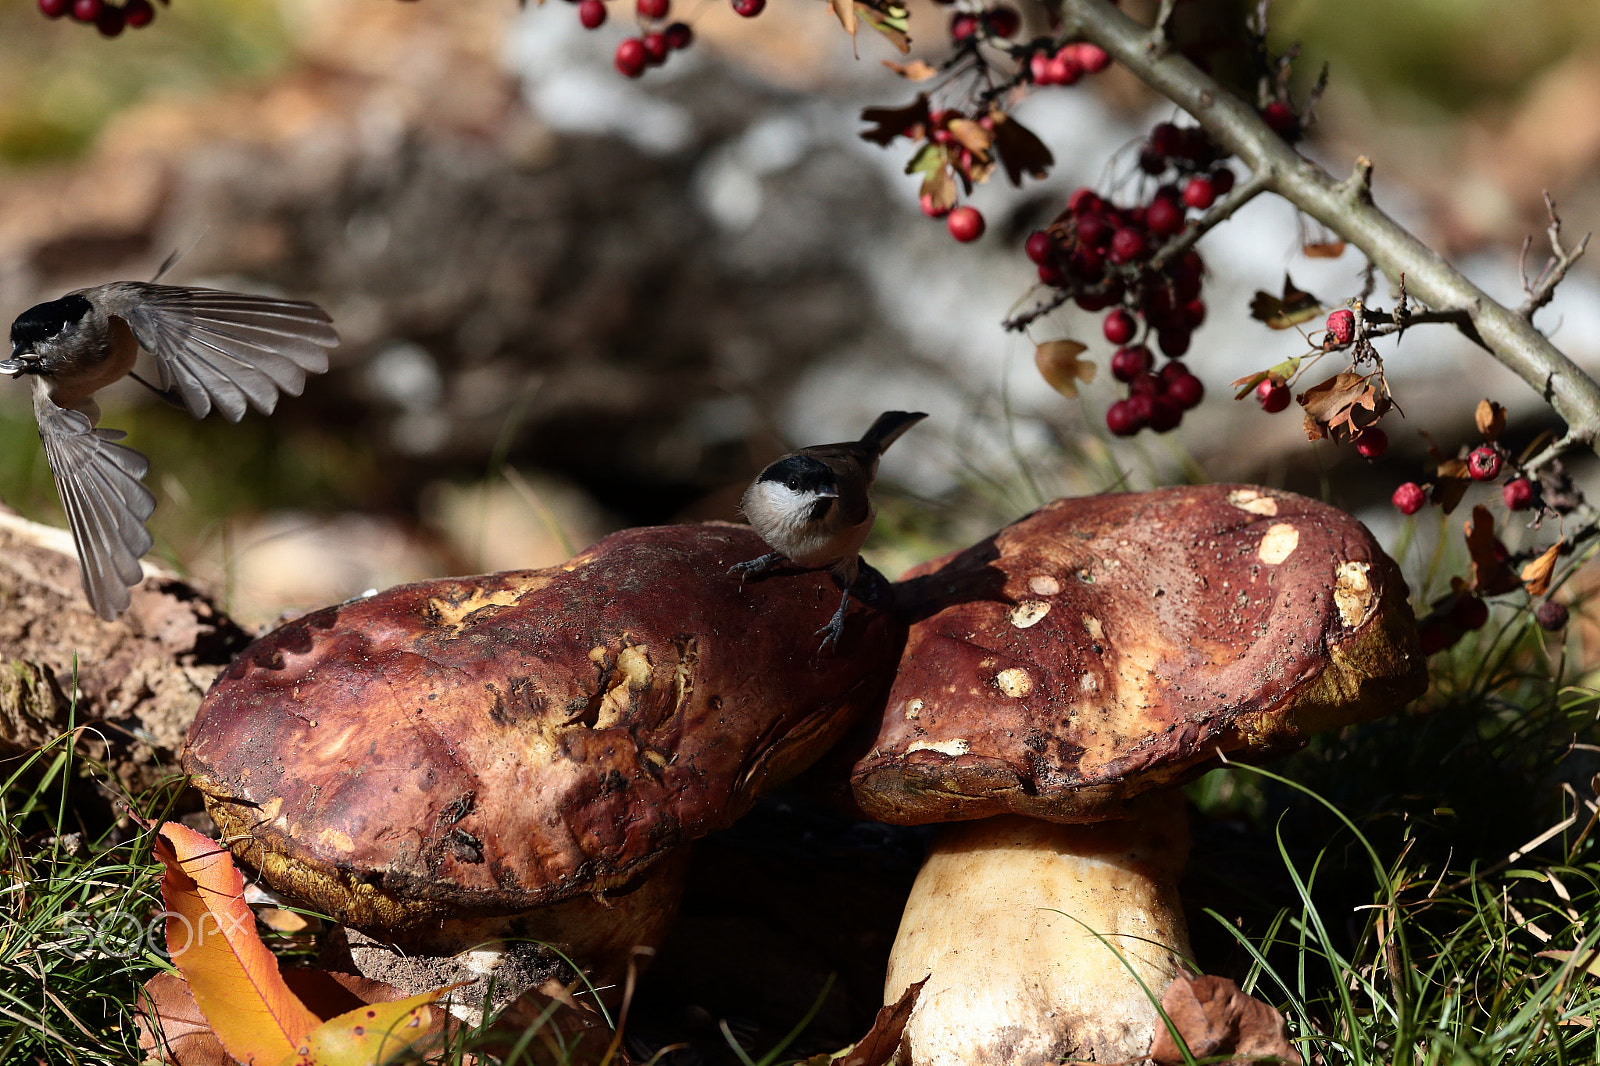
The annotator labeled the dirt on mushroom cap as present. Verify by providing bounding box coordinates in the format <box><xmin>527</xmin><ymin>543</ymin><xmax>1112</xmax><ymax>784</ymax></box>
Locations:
<box><xmin>183</xmin><ymin>522</ymin><xmax>903</xmax><ymax>933</ymax></box>
<box><xmin>851</xmin><ymin>485</ymin><xmax>1427</xmax><ymax>825</ymax></box>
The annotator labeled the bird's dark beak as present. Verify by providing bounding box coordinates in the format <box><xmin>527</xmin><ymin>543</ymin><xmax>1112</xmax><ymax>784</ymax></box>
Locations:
<box><xmin>818</xmin><ymin>486</ymin><xmax>840</xmax><ymax>499</ymax></box>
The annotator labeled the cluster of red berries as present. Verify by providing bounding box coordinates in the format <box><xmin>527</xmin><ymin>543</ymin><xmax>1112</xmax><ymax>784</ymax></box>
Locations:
<box><xmin>573</xmin><ymin>0</ymin><xmax>698</xmax><ymax>78</ymax></box>
<box><xmin>1391</xmin><ymin>444</ymin><xmax>1523</xmax><ymax>517</ymax></box>
<box><xmin>1027</xmin><ymin>40</ymin><xmax>1111</xmax><ymax>86</ymax></box>
<box><xmin>37</xmin><ymin>0</ymin><xmax>158</xmax><ymax>36</ymax></box>
<box><xmin>949</xmin><ymin>4</ymin><xmax>1020</xmax><ymax>43</ymax></box>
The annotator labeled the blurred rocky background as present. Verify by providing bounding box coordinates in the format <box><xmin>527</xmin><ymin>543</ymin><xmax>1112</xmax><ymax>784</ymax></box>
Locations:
<box><xmin>0</xmin><ymin>0</ymin><xmax>1597</xmax><ymax>629</ymax></box>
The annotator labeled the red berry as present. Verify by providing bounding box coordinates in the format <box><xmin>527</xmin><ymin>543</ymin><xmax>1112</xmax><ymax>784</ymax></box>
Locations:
<box><xmin>1105</xmin><ymin>399</ymin><xmax>1141</xmax><ymax>437</ymax></box>
<box><xmin>947</xmin><ymin>205</ymin><xmax>986</xmax><ymax>243</ymax></box>
<box><xmin>1037</xmin><ymin>263</ymin><xmax>1065</xmax><ymax>287</ymax></box>
<box><xmin>1182</xmin><ymin>175</ymin><xmax>1216</xmax><ymax>210</ymax></box>
<box><xmin>1149</xmin><ymin>122</ymin><xmax>1181</xmax><ymax>158</ymax></box>
<box><xmin>663</xmin><ymin>21</ymin><xmax>693</xmax><ymax>47</ymax></box>
<box><xmin>1157</xmin><ymin>328</ymin><xmax>1190</xmax><ymax>358</ymax></box>
<box><xmin>1355</xmin><ymin>427</ymin><xmax>1388</xmax><ymax>459</ymax></box>
<box><xmin>1145</xmin><ymin>196</ymin><xmax>1183</xmax><ymax>238</ymax></box>
<box><xmin>1125</xmin><ymin>392</ymin><xmax>1155</xmax><ymax>424</ymax></box>
<box><xmin>985</xmin><ymin>4</ymin><xmax>1020</xmax><ymax>38</ymax></box>
<box><xmin>1108</xmin><ymin>227</ymin><xmax>1147</xmax><ymax>264</ymax></box>
<box><xmin>732</xmin><ymin>0</ymin><xmax>764</xmax><ymax>16</ymax></box>
<box><xmin>1045</xmin><ymin>54</ymin><xmax>1081</xmax><ymax>85</ymax></box>
<box><xmin>1451</xmin><ymin>594</ymin><xmax>1489</xmax><ymax>631</ymax></box>
<box><xmin>1128</xmin><ymin>370</ymin><xmax>1161</xmax><ymax>396</ymax></box>
<box><xmin>1110</xmin><ymin>344</ymin><xmax>1152</xmax><ymax>382</ymax></box>
<box><xmin>39</xmin><ymin>0</ymin><xmax>70</xmax><ymax>17</ymax></box>
<box><xmin>920</xmin><ymin>194</ymin><xmax>951</xmax><ymax>219</ymax></box>
<box><xmin>1164</xmin><ymin>368</ymin><xmax>1204</xmax><ymax>409</ymax></box>
<box><xmin>1392</xmin><ymin>481</ymin><xmax>1426</xmax><ymax>515</ymax></box>
<box><xmin>1417</xmin><ymin>620</ymin><xmax>1456</xmax><ymax>655</ymax></box>
<box><xmin>1068</xmin><ymin>41</ymin><xmax>1110</xmax><ymax>73</ymax></box>
<box><xmin>94</xmin><ymin>2</ymin><xmax>124</xmax><ymax>35</ymax></box>
<box><xmin>1262</xmin><ymin>100</ymin><xmax>1299</xmax><ymax>139</ymax></box>
<box><xmin>642</xmin><ymin>31</ymin><xmax>670</xmax><ymax>62</ymax></box>
<box><xmin>1024</xmin><ymin>230</ymin><xmax>1054</xmax><ymax>265</ymax></box>
<box><xmin>950</xmin><ymin>12</ymin><xmax>979</xmax><ymax>40</ymax></box>
<box><xmin>1536</xmin><ymin>600</ymin><xmax>1568</xmax><ymax>631</ymax></box>
<box><xmin>1138</xmin><ymin>148</ymin><xmax>1168</xmax><ymax>175</ymax></box>
<box><xmin>614</xmin><ymin>37</ymin><xmax>648</xmax><ymax>76</ymax></box>
<box><xmin>1068</xmin><ymin>187</ymin><xmax>1101</xmax><ymax>214</ymax></box>
<box><xmin>1467</xmin><ymin>446</ymin><xmax>1502</xmax><ymax>481</ymax></box>
<box><xmin>1076</xmin><ymin>216</ymin><xmax>1112</xmax><ymax>249</ymax></box>
<box><xmin>1180</xmin><ymin>298</ymin><xmax>1206</xmax><ymax>330</ymax></box>
<box><xmin>1255</xmin><ymin>378</ymin><xmax>1290</xmax><ymax>413</ymax></box>
<box><xmin>637</xmin><ymin>0</ymin><xmax>670</xmax><ymax>17</ymax></box>
<box><xmin>1029</xmin><ymin>52</ymin><xmax>1054</xmax><ymax>85</ymax></box>
<box><xmin>1103</xmin><ymin>309</ymin><xmax>1136</xmax><ymax>345</ymax></box>
<box><xmin>1210</xmin><ymin>167</ymin><xmax>1235</xmax><ymax>196</ymax></box>
<box><xmin>1147</xmin><ymin>397</ymin><xmax>1183</xmax><ymax>433</ymax></box>
<box><xmin>1068</xmin><ymin>245</ymin><xmax>1103</xmax><ymax>279</ymax></box>
<box><xmin>1503</xmin><ymin>477</ymin><xmax>1534</xmax><ymax>511</ymax></box>
<box><xmin>579</xmin><ymin>0</ymin><xmax>607</xmax><ymax>28</ymax></box>
<box><xmin>1324</xmin><ymin>308</ymin><xmax>1356</xmax><ymax>347</ymax></box>
<box><xmin>70</xmin><ymin>0</ymin><xmax>99</xmax><ymax>21</ymax></box>
<box><xmin>123</xmin><ymin>0</ymin><xmax>152</xmax><ymax>26</ymax></box>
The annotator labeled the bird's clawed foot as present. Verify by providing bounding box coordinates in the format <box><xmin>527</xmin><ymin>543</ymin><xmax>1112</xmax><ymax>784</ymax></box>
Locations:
<box><xmin>815</xmin><ymin>590</ymin><xmax>853</xmax><ymax>654</ymax></box>
<box><xmin>729</xmin><ymin>551</ymin><xmax>787</xmax><ymax>583</ymax></box>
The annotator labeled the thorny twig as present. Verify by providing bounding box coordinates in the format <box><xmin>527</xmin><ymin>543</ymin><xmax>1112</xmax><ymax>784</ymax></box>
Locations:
<box><xmin>1518</xmin><ymin>193</ymin><xmax>1592</xmax><ymax>320</ymax></box>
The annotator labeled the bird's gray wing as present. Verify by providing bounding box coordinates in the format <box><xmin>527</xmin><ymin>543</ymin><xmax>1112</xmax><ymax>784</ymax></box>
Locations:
<box><xmin>34</xmin><ymin>390</ymin><xmax>156</xmax><ymax>619</ymax></box>
<box><xmin>98</xmin><ymin>283</ymin><xmax>338</xmax><ymax>422</ymax></box>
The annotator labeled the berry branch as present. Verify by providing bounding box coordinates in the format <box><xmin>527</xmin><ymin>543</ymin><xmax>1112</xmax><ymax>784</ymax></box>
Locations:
<box><xmin>1055</xmin><ymin>0</ymin><xmax>1600</xmax><ymax>464</ymax></box>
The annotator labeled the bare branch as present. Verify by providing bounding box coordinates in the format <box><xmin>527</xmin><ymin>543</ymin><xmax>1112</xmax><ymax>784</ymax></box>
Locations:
<box><xmin>1003</xmin><ymin>287</ymin><xmax>1073</xmax><ymax>332</ymax></box>
<box><xmin>1150</xmin><ymin>169</ymin><xmax>1269</xmax><ymax>268</ymax></box>
<box><xmin>1054</xmin><ymin>0</ymin><xmax>1600</xmax><ymax>455</ymax></box>
<box><xmin>1518</xmin><ymin>193</ymin><xmax>1592</xmax><ymax>319</ymax></box>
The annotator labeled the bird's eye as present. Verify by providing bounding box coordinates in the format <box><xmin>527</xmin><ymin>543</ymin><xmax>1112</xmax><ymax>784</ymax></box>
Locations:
<box><xmin>786</xmin><ymin>478</ymin><xmax>801</xmax><ymax>491</ymax></box>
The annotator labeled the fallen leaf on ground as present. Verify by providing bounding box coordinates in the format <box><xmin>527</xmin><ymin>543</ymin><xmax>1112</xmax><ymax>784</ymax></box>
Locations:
<box><xmin>1148</xmin><ymin>973</ymin><xmax>1302</xmax><ymax>1065</ymax></box>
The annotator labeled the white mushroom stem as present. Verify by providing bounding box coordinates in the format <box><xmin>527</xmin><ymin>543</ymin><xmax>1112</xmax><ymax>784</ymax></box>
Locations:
<box><xmin>885</xmin><ymin>791</ymin><xmax>1193</xmax><ymax>1066</ymax></box>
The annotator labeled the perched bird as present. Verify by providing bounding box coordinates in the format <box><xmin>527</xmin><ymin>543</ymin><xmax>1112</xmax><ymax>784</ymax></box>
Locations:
<box><xmin>2</xmin><ymin>282</ymin><xmax>339</xmax><ymax>619</ymax></box>
<box><xmin>732</xmin><ymin>410</ymin><xmax>926</xmax><ymax>649</ymax></box>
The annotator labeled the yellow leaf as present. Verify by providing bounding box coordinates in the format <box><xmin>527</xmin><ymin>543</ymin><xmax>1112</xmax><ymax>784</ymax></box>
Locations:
<box><xmin>1521</xmin><ymin>542</ymin><xmax>1562</xmax><ymax>597</ymax></box>
<box><xmin>1035</xmin><ymin>340</ymin><xmax>1094</xmax><ymax>398</ymax></box>
<box><xmin>278</xmin><ymin>989</ymin><xmax>448</xmax><ymax>1066</ymax></box>
<box><xmin>154</xmin><ymin>823</ymin><xmax>320</xmax><ymax>1065</ymax></box>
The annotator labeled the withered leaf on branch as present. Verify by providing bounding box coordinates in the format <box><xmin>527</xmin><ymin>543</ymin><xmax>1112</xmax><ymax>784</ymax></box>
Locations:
<box><xmin>856</xmin><ymin>0</ymin><xmax>911</xmax><ymax>54</ymax></box>
<box><xmin>1298</xmin><ymin>372</ymin><xmax>1389</xmax><ymax>443</ymax></box>
<box><xmin>1465</xmin><ymin>505</ymin><xmax>1522</xmax><ymax>596</ymax></box>
<box><xmin>918</xmin><ymin>165</ymin><xmax>957</xmax><ymax>216</ymax></box>
<box><xmin>944</xmin><ymin>118</ymin><xmax>992</xmax><ymax>155</ymax></box>
<box><xmin>1249</xmin><ymin>275</ymin><xmax>1322</xmax><ymax>329</ymax></box>
<box><xmin>1148</xmin><ymin>973</ymin><xmax>1303</xmax><ymax>1066</ymax></box>
<box><xmin>827</xmin><ymin>0</ymin><xmax>858</xmax><ymax>40</ymax></box>
<box><xmin>1035</xmin><ymin>340</ymin><xmax>1094</xmax><ymax>398</ymax></box>
<box><xmin>1521</xmin><ymin>542</ymin><xmax>1562</xmax><ymax>597</ymax></box>
<box><xmin>990</xmin><ymin>112</ymin><xmax>1054</xmax><ymax>186</ymax></box>
<box><xmin>1475</xmin><ymin>398</ymin><xmax>1508</xmax><ymax>441</ymax></box>
<box><xmin>1303</xmin><ymin>240</ymin><xmax>1347</xmax><ymax>258</ymax></box>
<box><xmin>882</xmin><ymin>59</ymin><xmax>937</xmax><ymax>80</ymax></box>
<box><xmin>860</xmin><ymin>95</ymin><xmax>929</xmax><ymax>145</ymax></box>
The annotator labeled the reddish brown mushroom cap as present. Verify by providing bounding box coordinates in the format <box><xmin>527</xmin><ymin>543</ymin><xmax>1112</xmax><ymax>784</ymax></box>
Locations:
<box><xmin>852</xmin><ymin>485</ymin><xmax>1425</xmax><ymax>825</ymax></box>
<box><xmin>183</xmin><ymin>522</ymin><xmax>902</xmax><ymax>935</ymax></box>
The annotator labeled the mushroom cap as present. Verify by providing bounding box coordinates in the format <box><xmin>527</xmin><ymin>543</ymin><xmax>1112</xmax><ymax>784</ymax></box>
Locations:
<box><xmin>851</xmin><ymin>485</ymin><xmax>1425</xmax><ymax>825</ymax></box>
<box><xmin>184</xmin><ymin>523</ymin><xmax>902</xmax><ymax>933</ymax></box>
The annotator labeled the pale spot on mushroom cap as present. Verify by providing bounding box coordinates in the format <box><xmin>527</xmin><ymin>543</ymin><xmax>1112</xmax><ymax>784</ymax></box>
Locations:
<box><xmin>904</xmin><ymin>698</ymin><xmax>924</xmax><ymax>719</ymax></box>
<box><xmin>1258</xmin><ymin>523</ymin><xmax>1300</xmax><ymax>564</ymax></box>
<box><xmin>1228</xmin><ymin>488</ymin><xmax>1280</xmax><ymax>516</ymax></box>
<box><xmin>1334</xmin><ymin>561</ymin><xmax>1375</xmax><ymax>626</ymax></box>
<box><xmin>427</xmin><ymin>585</ymin><xmax>528</xmax><ymax>635</ymax></box>
<box><xmin>1011</xmin><ymin>601</ymin><xmax>1052</xmax><ymax>628</ymax></box>
<box><xmin>1083</xmin><ymin>615</ymin><xmax>1104</xmax><ymax>640</ymax></box>
<box><xmin>1029</xmin><ymin>574</ymin><xmax>1061</xmax><ymax>596</ymax></box>
<box><xmin>908</xmin><ymin>738</ymin><xmax>970</xmax><ymax>756</ymax></box>
<box><xmin>1079</xmin><ymin>672</ymin><xmax>1100</xmax><ymax>694</ymax></box>
<box><xmin>994</xmin><ymin>667</ymin><xmax>1034</xmax><ymax>697</ymax></box>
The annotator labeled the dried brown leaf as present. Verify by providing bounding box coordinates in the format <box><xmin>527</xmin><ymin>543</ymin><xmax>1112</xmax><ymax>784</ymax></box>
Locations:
<box><xmin>1298</xmin><ymin>372</ymin><xmax>1388</xmax><ymax>443</ymax></box>
<box><xmin>990</xmin><ymin>111</ymin><xmax>1054</xmax><ymax>185</ymax></box>
<box><xmin>1476</xmin><ymin>399</ymin><xmax>1507</xmax><ymax>441</ymax></box>
<box><xmin>1465</xmin><ymin>505</ymin><xmax>1521</xmax><ymax>595</ymax></box>
<box><xmin>1432</xmin><ymin>475</ymin><xmax>1471</xmax><ymax>515</ymax></box>
<box><xmin>1522</xmin><ymin>542</ymin><xmax>1562</xmax><ymax>596</ymax></box>
<box><xmin>136</xmin><ymin>973</ymin><xmax>233</xmax><ymax>1066</ymax></box>
<box><xmin>860</xmin><ymin>96</ymin><xmax>929</xmax><ymax>146</ymax></box>
<box><xmin>828</xmin><ymin>0</ymin><xmax>858</xmax><ymax>40</ymax></box>
<box><xmin>1035</xmin><ymin>340</ymin><xmax>1094</xmax><ymax>398</ymax></box>
<box><xmin>944</xmin><ymin>118</ymin><xmax>992</xmax><ymax>154</ymax></box>
<box><xmin>1249</xmin><ymin>275</ymin><xmax>1322</xmax><ymax>329</ymax></box>
<box><xmin>1303</xmin><ymin>240</ymin><xmax>1347</xmax><ymax>258</ymax></box>
<box><xmin>882</xmin><ymin>59</ymin><xmax>937</xmax><ymax>80</ymax></box>
<box><xmin>839</xmin><ymin>977</ymin><xmax>927</xmax><ymax>1066</ymax></box>
<box><xmin>1149</xmin><ymin>973</ymin><xmax>1302</xmax><ymax>1066</ymax></box>
<box><xmin>919</xmin><ymin>166</ymin><xmax>956</xmax><ymax>216</ymax></box>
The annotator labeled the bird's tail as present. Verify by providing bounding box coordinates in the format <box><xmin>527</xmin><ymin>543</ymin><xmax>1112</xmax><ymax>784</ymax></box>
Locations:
<box><xmin>859</xmin><ymin>410</ymin><xmax>928</xmax><ymax>455</ymax></box>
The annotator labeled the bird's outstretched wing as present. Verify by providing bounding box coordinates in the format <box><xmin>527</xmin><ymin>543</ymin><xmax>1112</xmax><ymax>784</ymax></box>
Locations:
<box><xmin>100</xmin><ymin>283</ymin><xmax>338</xmax><ymax>422</ymax></box>
<box><xmin>34</xmin><ymin>391</ymin><xmax>157</xmax><ymax>619</ymax></box>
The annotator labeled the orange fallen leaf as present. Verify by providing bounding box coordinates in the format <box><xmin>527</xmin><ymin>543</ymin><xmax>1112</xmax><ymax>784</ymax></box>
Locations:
<box><xmin>1521</xmin><ymin>542</ymin><xmax>1562</xmax><ymax>597</ymax></box>
<box><xmin>1149</xmin><ymin>973</ymin><xmax>1302</xmax><ymax>1066</ymax></box>
<box><xmin>154</xmin><ymin>822</ymin><xmax>320</xmax><ymax>1064</ymax></box>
